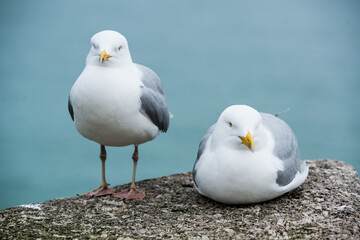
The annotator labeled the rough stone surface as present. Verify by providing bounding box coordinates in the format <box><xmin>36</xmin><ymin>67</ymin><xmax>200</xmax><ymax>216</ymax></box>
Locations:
<box><xmin>0</xmin><ymin>159</ymin><xmax>359</xmax><ymax>239</ymax></box>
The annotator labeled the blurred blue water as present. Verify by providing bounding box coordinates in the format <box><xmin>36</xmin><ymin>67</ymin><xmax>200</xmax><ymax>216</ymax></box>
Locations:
<box><xmin>0</xmin><ymin>0</ymin><xmax>359</xmax><ymax>209</ymax></box>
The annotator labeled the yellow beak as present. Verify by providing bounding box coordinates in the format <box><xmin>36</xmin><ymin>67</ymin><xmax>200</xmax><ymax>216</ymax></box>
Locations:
<box><xmin>99</xmin><ymin>50</ymin><xmax>111</xmax><ymax>63</ymax></box>
<box><xmin>239</xmin><ymin>132</ymin><xmax>254</xmax><ymax>152</ymax></box>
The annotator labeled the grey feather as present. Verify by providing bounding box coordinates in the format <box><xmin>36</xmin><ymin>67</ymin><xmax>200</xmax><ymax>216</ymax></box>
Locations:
<box><xmin>68</xmin><ymin>96</ymin><xmax>74</xmax><ymax>121</ymax></box>
<box><xmin>136</xmin><ymin>64</ymin><xmax>169</xmax><ymax>132</ymax></box>
<box><xmin>192</xmin><ymin>124</ymin><xmax>216</xmax><ymax>188</ymax></box>
<box><xmin>261</xmin><ymin>113</ymin><xmax>301</xmax><ymax>186</ymax></box>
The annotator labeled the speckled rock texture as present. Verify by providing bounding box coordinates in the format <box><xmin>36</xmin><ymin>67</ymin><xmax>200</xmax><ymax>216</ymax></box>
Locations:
<box><xmin>0</xmin><ymin>159</ymin><xmax>359</xmax><ymax>239</ymax></box>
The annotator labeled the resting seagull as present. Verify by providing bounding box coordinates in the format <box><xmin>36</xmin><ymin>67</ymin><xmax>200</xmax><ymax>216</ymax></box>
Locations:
<box><xmin>193</xmin><ymin>105</ymin><xmax>308</xmax><ymax>204</ymax></box>
<box><xmin>68</xmin><ymin>30</ymin><xmax>169</xmax><ymax>200</ymax></box>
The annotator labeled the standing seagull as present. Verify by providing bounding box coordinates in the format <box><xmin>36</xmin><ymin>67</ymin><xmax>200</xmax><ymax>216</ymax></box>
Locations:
<box><xmin>193</xmin><ymin>105</ymin><xmax>308</xmax><ymax>204</ymax></box>
<box><xmin>68</xmin><ymin>30</ymin><xmax>169</xmax><ymax>200</ymax></box>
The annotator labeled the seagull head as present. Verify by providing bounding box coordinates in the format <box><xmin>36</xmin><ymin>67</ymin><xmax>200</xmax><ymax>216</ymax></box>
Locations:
<box><xmin>214</xmin><ymin>105</ymin><xmax>264</xmax><ymax>152</ymax></box>
<box><xmin>86</xmin><ymin>30</ymin><xmax>132</xmax><ymax>67</ymax></box>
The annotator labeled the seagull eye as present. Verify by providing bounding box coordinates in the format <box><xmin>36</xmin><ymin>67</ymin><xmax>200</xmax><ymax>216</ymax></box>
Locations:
<box><xmin>92</xmin><ymin>44</ymin><xmax>98</xmax><ymax>49</ymax></box>
<box><xmin>118</xmin><ymin>46</ymin><xmax>121</xmax><ymax>51</ymax></box>
<box><xmin>229</xmin><ymin>122</ymin><xmax>232</xmax><ymax>127</ymax></box>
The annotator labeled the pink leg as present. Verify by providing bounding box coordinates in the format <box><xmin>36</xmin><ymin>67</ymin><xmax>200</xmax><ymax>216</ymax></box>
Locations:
<box><xmin>113</xmin><ymin>145</ymin><xmax>145</xmax><ymax>200</ymax></box>
<box><xmin>79</xmin><ymin>145</ymin><xmax>115</xmax><ymax>197</ymax></box>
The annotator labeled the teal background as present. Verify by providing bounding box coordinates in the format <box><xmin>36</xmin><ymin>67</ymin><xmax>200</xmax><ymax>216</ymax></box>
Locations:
<box><xmin>0</xmin><ymin>0</ymin><xmax>359</xmax><ymax>209</ymax></box>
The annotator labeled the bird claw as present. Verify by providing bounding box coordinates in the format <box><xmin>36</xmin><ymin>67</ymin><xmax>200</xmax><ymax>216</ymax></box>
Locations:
<box><xmin>79</xmin><ymin>186</ymin><xmax>115</xmax><ymax>197</ymax></box>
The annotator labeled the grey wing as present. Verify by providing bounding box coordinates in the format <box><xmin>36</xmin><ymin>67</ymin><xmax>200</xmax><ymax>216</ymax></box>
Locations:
<box><xmin>261</xmin><ymin>113</ymin><xmax>301</xmax><ymax>186</ymax></box>
<box><xmin>136</xmin><ymin>64</ymin><xmax>169</xmax><ymax>132</ymax></box>
<box><xmin>68</xmin><ymin>95</ymin><xmax>74</xmax><ymax>121</ymax></box>
<box><xmin>192</xmin><ymin>124</ymin><xmax>216</xmax><ymax>187</ymax></box>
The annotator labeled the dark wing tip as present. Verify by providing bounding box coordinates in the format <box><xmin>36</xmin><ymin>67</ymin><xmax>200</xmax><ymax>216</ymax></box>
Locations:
<box><xmin>68</xmin><ymin>96</ymin><xmax>74</xmax><ymax>121</ymax></box>
<box><xmin>160</xmin><ymin>112</ymin><xmax>170</xmax><ymax>132</ymax></box>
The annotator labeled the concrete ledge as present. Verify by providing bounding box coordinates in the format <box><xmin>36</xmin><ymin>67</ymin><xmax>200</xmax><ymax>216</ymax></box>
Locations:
<box><xmin>1</xmin><ymin>159</ymin><xmax>359</xmax><ymax>239</ymax></box>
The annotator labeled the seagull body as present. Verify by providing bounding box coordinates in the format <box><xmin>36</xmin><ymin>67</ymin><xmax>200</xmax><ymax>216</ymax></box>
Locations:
<box><xmin>71</xmin><ymin>64</ymin><xmax>159</xmax><ymax>146</ymax></box>
<box><xmin>193</xmin><ymin>105</ymin><xmax>308</xmax><ymax>204</ymax></box>
<box><xmin>69</xmin><ymin>30</ymin><xmax>169</xmax><ymax>200</ymax></box>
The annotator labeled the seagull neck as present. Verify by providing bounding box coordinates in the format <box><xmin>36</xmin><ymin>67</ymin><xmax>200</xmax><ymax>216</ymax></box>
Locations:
<box><xmin>118</xmin><ymin>52</ymin><xmax>133</xmax><ymax>66</ymax></box>
<box><xmin>252</xmin><ymin>125</ymin><xmax>268</xmax><ymax>151</ymax></box>
<box><xmin>210</xmin><ymin>127</ymin><xmax>226</xmax><ymax>150</ymax></box>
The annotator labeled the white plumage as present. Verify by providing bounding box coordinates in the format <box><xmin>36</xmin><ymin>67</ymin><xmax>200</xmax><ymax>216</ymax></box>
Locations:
<box><xmin>193</xmin><ymin>105</ymin><xmax>308</xmax><ymax>204</ymax></box>
<box><xmin>71</xmin><ymin>64</ymin><xmax>158</xmax><ymax>146</ymax></box>
<box><xmin>69</xmin><ymin>30</ymin><xmax>169</xmax><ymax>200</ymax></box>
